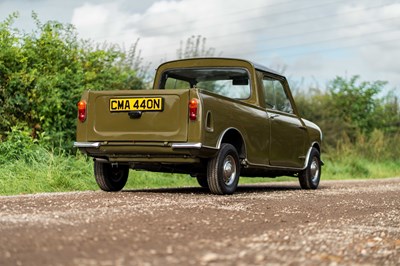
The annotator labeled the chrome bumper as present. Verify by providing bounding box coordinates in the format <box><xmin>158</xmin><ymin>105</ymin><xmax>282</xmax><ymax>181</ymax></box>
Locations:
<box><xmin>171</xmin><ymin>142</ymin><xmax>202</xmax><ymax>149</ymax></box>
<box><xmin>74</xmin><ymin>142</ymin><xmax>203</xmax><ymax>149</ymax></box>
<box><xmin>73</xmin><ymin>142</ymin><xmax>101</xmax><ymax>148</ymax></box>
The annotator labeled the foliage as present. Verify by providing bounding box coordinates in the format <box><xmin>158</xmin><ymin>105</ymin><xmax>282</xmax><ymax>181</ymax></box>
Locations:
<box><xmin>176</xmin><ymin>35</ymin><xmax>220</xmax><ymax>59</ymax></box>
<box><xmin>1</xmin><ymin>146</ymin><xmax>398</xmax><ymax>195</ymax></box>
<box><xmin>0</xmin><ymin>13</ymin><xmax>145</xmax><ymax>150</ymax></box>
<box><xmin>0</xmin><ymin>150</ymin><xmax>96</xmax><ymax>195</ymax></box>
<box><xmin>295</xmin><ymin>75</ymin><xmax>400</xmax><ymax>149</ymax></box>
<box><xmin>373</xmin><ymin>90</ymin><xmax>400</xmax><ymax>134</ymax></box>
<box><xmin>0</xmin><ymin>123</ymin><xmax>45</xmax><ymax>164</ymax></box>
<box><xmin>328</xmin><ymin>75</ymin><xmax>387</xmax><ymax>134</ymax></box>
<box><xmin>322</xmin><ymin>130</ymin><xmax>400</xmax><ymax>180</ymax></box>
<box><xmin>0</xmin><ymin>149</ymin><xmax>200</xmax><ymax>195</ymax></box>
<box><xmin>329</xmin><ymin>129</ymin><xmax>400</xmax><ymax>161</ymax></box>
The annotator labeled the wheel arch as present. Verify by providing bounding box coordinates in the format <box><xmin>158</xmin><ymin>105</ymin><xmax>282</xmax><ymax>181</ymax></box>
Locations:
<box><xmin>217</xmin><ymin>127</ymin><xmax>247</xmax><ymax>160</ymax></box>
<box><xmin>312</xmin><ymin>142</ymin><xmax>324</xmax><ymax>166</ymax></box>
<box><xmin>312</xmin><ymin>142</ymin><xmax>321</xmax><ymax>154</ymax></box>
<box><xmin>302</xmin><ymin>141</ymin><xmax>323</xmax><ymax>170</ymax></box>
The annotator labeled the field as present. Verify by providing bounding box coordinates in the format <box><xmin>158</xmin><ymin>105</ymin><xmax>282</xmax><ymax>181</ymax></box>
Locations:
<box><xmin>0</xmin><ymin>148</ymin><xmax>399</xmax><ymax>196</ymax></box>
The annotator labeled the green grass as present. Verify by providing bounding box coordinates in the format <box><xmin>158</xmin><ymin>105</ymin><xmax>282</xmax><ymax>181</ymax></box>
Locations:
<box><xmin>323</xmin><ymin>157</ymin><xmax>400</xmax><ymax>180</ymax></box>
<box><xmin>0</xmin><ymin>151</ymin><xmax>399</xmax><ymax>196</ymax></box>
<box><xmin>0</xmin><ymin>152</ymin><xmax>96</xmax><ymax>195</ymax></box>
<box><xmin>125</xmin><ymin>171</ymin><xmax>198</xmax><ymax>189</ymax></box>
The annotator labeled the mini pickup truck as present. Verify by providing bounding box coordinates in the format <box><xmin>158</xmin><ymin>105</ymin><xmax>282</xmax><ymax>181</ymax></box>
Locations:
<box><xmin>74</xmin><ymin>58</ymin><xmax>323</xmax><ymax>195</ymax></box>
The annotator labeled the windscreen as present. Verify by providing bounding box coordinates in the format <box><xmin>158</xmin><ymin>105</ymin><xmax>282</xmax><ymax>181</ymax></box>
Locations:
<box><xmin>161</xmin><ymin>68</ymin><xmax>251</xmax><ymax>100</ymax></box>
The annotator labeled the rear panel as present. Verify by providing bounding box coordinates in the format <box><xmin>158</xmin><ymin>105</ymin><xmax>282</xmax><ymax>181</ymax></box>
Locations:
<box><xmin>84</xmin><ymin>89</ymin><xmax>189</xmax><ymax>142</ymax></box>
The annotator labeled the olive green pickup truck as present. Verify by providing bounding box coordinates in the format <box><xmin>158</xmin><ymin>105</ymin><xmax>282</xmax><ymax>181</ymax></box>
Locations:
<box><xmin>74</xmin><ymin>58</ymin><xmax>323</xmax><ymax>195</ymax></box>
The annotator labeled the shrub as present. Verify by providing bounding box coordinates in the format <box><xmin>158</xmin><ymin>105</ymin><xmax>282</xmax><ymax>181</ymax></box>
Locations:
<box><xmin>0</xmin><ymin>13</ymin><xmax>146</xmax><ymax>150</ymax></box>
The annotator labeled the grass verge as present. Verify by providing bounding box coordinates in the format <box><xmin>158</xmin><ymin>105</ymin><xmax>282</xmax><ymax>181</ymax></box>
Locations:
<box><xmin>0</xmin><ymin>151</ymin><xmax>399</xmax><ymax>196</ymax></box>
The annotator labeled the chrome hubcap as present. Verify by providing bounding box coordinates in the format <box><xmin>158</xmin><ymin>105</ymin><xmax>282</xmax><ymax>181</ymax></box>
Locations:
<box><xmin>111</xmin><ymin>168</ymin><xmax>124</xmax><ymax>182</ymax></box>
<box><xmin>223</xmin><ymin>155</ymin><xmax>237</xmax><ymax>186</ymax></box>
<box><xmin>310</xmin><ymin>157</ymin><xmax>320</xmax><ymax>184</ymax></box>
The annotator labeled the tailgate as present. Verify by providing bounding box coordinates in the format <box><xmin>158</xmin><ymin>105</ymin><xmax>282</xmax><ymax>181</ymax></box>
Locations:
<box><xmin>88</xmin><ymin>89</ymin><xmax>189</xmax><ymax>142</ymax></box>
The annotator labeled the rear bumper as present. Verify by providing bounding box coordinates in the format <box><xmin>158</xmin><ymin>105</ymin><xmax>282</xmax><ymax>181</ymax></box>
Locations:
<box><xmin>74</xmin><ymin>141</ymin><xmax>203</xmax><ymax>149</ymax></box>
<box><xmin>73</xmin><ymin>142</ymin><xmax>101</xmax><ymax>148</ymax></box>
<box><xmin>73</xmin><ymin>141</ymin><xmax>218</xmax><ymax>163</ymax></box>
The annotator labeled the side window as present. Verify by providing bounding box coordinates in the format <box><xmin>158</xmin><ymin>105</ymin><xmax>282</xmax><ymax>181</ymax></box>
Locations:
<box><xmin>262</xmin><ymin>77</ymin><xmax>293</xmax><ymax>114</ymax></box>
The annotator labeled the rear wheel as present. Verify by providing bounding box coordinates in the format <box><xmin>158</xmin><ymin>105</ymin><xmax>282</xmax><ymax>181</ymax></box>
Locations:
<box><xmin>207</xmin><ymin>143</ymin><xmax>240</xmax><ymax>195</ymax></box>
<box><xmin>196</xmin><ymin>175</ymin><xmax>209</xmax><ymax>188</ymax></box>
<box><xmin>94</xmin><ymin>161</ymin><xmax>129</xmax><ymax>192</ymax></box>
<box><xmin>299</xmin><ymin>148</ymin><xmax>321</xmax><ymax>189</ymax></box>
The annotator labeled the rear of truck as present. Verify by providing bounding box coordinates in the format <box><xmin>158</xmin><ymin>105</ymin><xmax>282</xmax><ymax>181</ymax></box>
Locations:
<box><xmin>75</xmin><ymin>58</ymin><xmax>262</xmax><ymax>195</ymax></box>
<box><xmin>75</xmin><ymin>88</ymin><xmax>208</xmax><ymax>166</ymax></box>
<box><xmin>74</xmin><ymin>86</ymin><xmax>215</xmax><ymax>192</ymax></box>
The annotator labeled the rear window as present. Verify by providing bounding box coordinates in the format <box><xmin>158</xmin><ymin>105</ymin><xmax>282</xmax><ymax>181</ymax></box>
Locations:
<box><xmin>161</xmin><ymin>68</ymin><xmax>251</xmax><ymax>100</ymax></box>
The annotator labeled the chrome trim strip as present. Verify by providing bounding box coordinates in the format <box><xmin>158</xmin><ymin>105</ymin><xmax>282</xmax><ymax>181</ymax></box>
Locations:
<box><xmin>73</xmin><ymin>142</ymin><xmax>101</xmax><ymax>148</ymax></box>
<box><xmin>302</xmin><ymin>146</ymin><xmax>313</xmax><ymax>170</ymax></box>
<box><xmin>244</xmin><ymin>142</ymin><xmax>321</xmax><ymax>171</ymax></box>
<box><xmin>202</xmin><ymin>145</ymin><xmax>219</xmax><ymax>150</ymax></box>
<box><xmin>216</xmin><ymin>128</ymin><xmax>232</xmax><ymax>149</ymax></box>
<box><xmin>171</xmin><ymin>143</ymin><xmax>202</xmax><ymax>149</ymax></box>
<box><xmin>216</xmin><ymin>127</ymin><xmax>247</xmax><ymax>150</ymax></box>
<box><xmin>245</xmin><ymin>161</ymin><xmax>304</xmax><ymax>171</ymax></box>
<box><xmin>302</xmin><ymin>142</ymin><xmax>321</xmax><ymax>169</ymax></box>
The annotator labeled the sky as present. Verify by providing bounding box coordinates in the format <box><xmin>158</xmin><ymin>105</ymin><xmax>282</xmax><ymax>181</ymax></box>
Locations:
<box><xmin>1</xmin><ymin>0</ymin><xmax>400</xmax><ymax>93</ymax></box>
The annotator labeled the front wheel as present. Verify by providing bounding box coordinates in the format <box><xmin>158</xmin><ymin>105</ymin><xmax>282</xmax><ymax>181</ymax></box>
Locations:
<box><xmin>207</xmin><ymin>143</ymin><xmax>240</xmax><ymax>195</ymax></box>
<box><xmin>299</xmin><ymin>148</ymin><xmax>321</xmax><ymax>189</ymax></box>
<box><xmin>94</xmin><ymin>161</ymin><xmax>129</xmax><ymax>192</ymax></box>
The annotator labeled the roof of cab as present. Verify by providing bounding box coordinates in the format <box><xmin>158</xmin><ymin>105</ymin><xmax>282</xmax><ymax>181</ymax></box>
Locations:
<box><xmin>157</xmin><ymin>57</ymin><xmax>283</xmax><ymax>77</ymax></box>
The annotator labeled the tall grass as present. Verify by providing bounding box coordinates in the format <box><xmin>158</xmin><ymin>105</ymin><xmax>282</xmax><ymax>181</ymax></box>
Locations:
<box><xmin>0</xmin><ymin>153</ymin><xmax>398</xmax><ymax>196</ymax></box>
<box><xmin>0</xmin><ymin>151</ymin><xmax>204</xmax><ymax>195</ymax></box>
<box><xmin>0</xmin><ymin>128</ymin><xmax>95</xmax><ymax>195</ymax></box>
<box><xmin>322</xmin><ymin>129</ymin><xmax>400</xmax><ymax>180</ymax></box>
<box><xmin>0</xmin><ymin>150</ymin><xmax>95</xmax><ymax>195</ymax></box>
<box><xmin>0</xmin><ymin>130</ymin><xmax>399</xmax><ymax>196</ymax></box>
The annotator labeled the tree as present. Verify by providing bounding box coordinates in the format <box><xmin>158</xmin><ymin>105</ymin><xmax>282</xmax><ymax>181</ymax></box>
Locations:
<box><xmin>176</xmin><ymin>35</ymin><xmax>220</xmax><ymax>59</ymax></box>
<box><xmin>295</xmin><ymin>75</ymin><xmax>399</xmax><ymax>149</ymax></box>
<box><xmin>372</xmin><ymin>91</ymin><xmax>400</xmax><ymax>134</ymax></box>
<box><xmin>328</xmin><ymin>75</ymin><xmax>387</xmax><ymax>134</ymax></box>
<box><xmin>0</xmin><ymin>13</ymin><xmax>145</xmax><ymax>149</ymax></box>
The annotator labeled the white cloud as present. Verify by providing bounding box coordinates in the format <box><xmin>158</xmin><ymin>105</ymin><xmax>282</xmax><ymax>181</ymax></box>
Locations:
<box><xmin>260</xmin><ymin>0</ymin><xmax>400</xmax><ymax>91</ymax></box>
<box><xmin>72</xmin><ymin>3</ymin><xmax>110</xmax><ymax>28</ymax></box>
<box><xmin>72</xmin><ymin>2</ymin><xmax>134</xmax><ymax>42</ymax></box>
<box><xmin>327</xmin><ymin>2</ymin><xmax>400</xmax><ymax>86</ymax></box>
<box><xmin>3</xmin><ymin>0</ymin><xmax>399</xmax><ymax>91</ymax></box>
<box><xmin>71</xmin><ymin>0</ymin><xmax>269</xmax><ymax>62</ymax></box>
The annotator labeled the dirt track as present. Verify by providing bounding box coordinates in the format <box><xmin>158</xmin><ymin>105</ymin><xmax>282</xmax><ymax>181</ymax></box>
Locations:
<box><xmin>1</xmin><ymin>178</ymin><xmax>399</xmax><ymax>266</ymax></box>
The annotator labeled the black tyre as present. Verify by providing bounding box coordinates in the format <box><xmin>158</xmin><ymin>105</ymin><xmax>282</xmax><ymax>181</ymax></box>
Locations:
<box><xmin>94</xmin><ymin>161</ymin><xmax>129</xmax><ymax>192</ymax></box>
<box><xmin>207</xmin><ymin>143</ymin><xmax>240</xmax><ymax>195</ymax></box>
<box><xmin>299</xmin><ymin>147</ymin><xmax>321</xmax><ymax>189</ymax></box>
<box><xmin>196</xmin><ymin>175</ymin><xmax>209</xmax><ymax>188</ymax></box>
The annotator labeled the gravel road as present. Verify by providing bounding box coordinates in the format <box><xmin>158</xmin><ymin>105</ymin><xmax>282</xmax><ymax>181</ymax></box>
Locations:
<box><xmin>0</xmin><ymin>178</ymin><xmax>399</xmax><ymax>266</ymax></box>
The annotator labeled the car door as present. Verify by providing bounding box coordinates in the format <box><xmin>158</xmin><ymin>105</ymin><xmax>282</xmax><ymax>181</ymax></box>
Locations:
<box><xmin>261</xmin><ymin>76</ymin><xmax>307</xmax><ymax>168</ymax></box>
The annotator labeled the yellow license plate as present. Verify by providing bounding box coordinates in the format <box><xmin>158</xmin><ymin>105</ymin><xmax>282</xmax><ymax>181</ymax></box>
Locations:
<box><xmin>109</xmin><ymin>97</ymin><xmax>163</xmax><ymax>112</ymax></box>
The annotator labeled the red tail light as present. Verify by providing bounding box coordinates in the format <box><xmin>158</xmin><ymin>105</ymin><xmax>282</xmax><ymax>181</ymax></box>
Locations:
<box><xmin>189</xmin><ymin>98</ymin><xmax>198</xmax><ymax>121</ymax></box>
<box><xmin>77</xmin><ymin>100</ymin><xmax>87</xmax><ymax>122</ymax></box>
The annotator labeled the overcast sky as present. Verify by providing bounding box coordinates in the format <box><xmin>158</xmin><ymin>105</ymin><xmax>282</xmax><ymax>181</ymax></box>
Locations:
<box><xmin>1</xmin><ymin>0</ymin><xmax>400</xmax><ymax>92</ymax></box>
